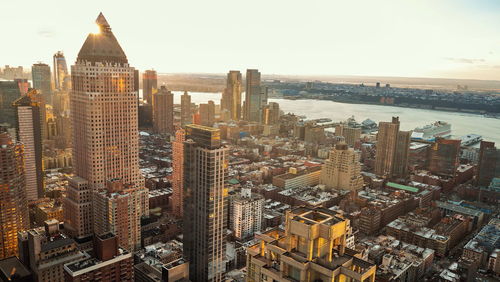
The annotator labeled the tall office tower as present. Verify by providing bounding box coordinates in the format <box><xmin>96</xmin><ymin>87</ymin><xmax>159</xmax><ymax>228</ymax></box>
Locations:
<box><xmin>63</xmin><ymin>176</ymin><xmax>93</xmax><ymax>240</ymax></box>
<box><xmin>180</xmin><ymin>91</ymin><xmax>192</xmax><ymax>126</ymax></box>
<box><xmin>428</xmin><ymin>138</ymin><xmax>461</xmax><ymax>177</ymax></box>
<box><xmin>477</xmin><ymin>141</ymin><xmax>500</xmax><ymax>186</ymax></box>
<box><xmin>63</xmin><ymin>233</ymin><xmax>134</xmax><ymax>281</ymax></box>
<box><xmin>2</xmin><ymin>65</ymin><xmax>24</xmax><ymax>79</ymax></box>
<box><xmin>53</xmin><ymin>51</ymin><xmax>70</xmax><ymax>91</ymax></box>
<box><xmin>142</xmin><ymin>69</ymin><xmax>157</xmax><ymax>105</ymax></box>
<box><xmin>183</xmin><ymin>124</ymin><xmax>228</xmax><ymax>282</ymax></box>
<box><xmin>199</xmin><ymin>100</ymin><xmax>215</xmax><ymax>127</ymax></box>
<box><xmin>0</xmin><ymin>80</ymin><xmax>22</xmax><ymax>127</ymax></box>
<box><xmin>374</xmin><ymin>117</ymin><xmax>411</xmax><ymax>178</ymax></box>
<box><xmin>0</xmin><ymin>130</ymin><xmax>29</xmax><ymax>259</ymax></box>
<box><xmin>221</xmin><ymin>70</ymin><xmax>242</xmax><ymax>120</ymax></box>
<box><xmin>31</xmin><ymin>63</ymin><xmax>52</xmax><ymax>104</ymax></box>
<box><xmin>93</xmin><ymin>179</ymin><xmax>148</xmax><ymax>251</ymax></box>
<box><xmin>244</xmin><ymin>69</ymin><xmax>263</xmax><ymax>122</ymax></box>
<box><xmin>320</xmin><ymin>143</ymin><xmax>364</xmax><ymax>192</ymax></box>
<box><xmin>18</xmin><ymin>220</ymin><xmax>86</xmax><ymax>282</ymax></box>
<box><xmin>343</xmin><ymin>127</ymin><xmax>362</xmax><ymax>147</ymax></box>
<box><xmin>71</xmin><ymin>13</ymin><xmax>143</xmax><ymax>191</ymax></box>
<box><xmin>261</xmin><ymin>101</ymin><xmax>280</xmax><ymax>125</ymax></box>
<box><xmin>12</xmin><ymin>90</ymin><xmax>45</xmax><ymax>200</ymax></box>
<box><xmin>230</xmin><ymin>187</ymin><xmax>264</xmax><ymax>241</ymax></box>
<box><xmin>152</xmin><ymin>85</ymin><xmax>174</xmax><ymax>134</ymax></box>
<box><xmin>171</xmin><ymin>128</ymin><xmax>185</xmax><ymax>218</ymax></box>
<box><xmin>246</xmin><ymin>207</ymin><xmax>376</xmax><ymax>282</ymax></box>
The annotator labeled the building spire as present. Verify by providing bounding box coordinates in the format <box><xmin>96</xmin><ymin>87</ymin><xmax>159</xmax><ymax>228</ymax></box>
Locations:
<box><xmin>96</xmin><ymin>12</ymin><xmax>110</xmax><ymax>28</ymax></box>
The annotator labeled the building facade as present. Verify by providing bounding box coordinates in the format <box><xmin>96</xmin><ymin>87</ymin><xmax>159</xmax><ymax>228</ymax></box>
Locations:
<box><xmin>180</xmin><ymin>91</ymin><xmax>192</xmax><ymax>126</ymax></box>
<box><xmin>199</xmin><ymin>100</ymin><xmax>215</xmax><ymax>127</ymax></box>
<box><xmin>374</xmin><ymin>117</ymin><xmax>411</xmax><ymax>178</ymax></box>
<box><xmin>244</xmin><ymin>69</ymin><xmax>264</xmax><ymax>122</ymax></box>
<box><xmin>222</xmin><ymin>70</ymin><xmax>242</xmax><ymax>121</ymax></box>
<box><xmin>171</xmin><ymin>128</ymin><xmax>185</xmax><ymax>218</ymax></box>
<box><xmin>230</xmin><ymin>188</ymin><xmax>264</xmax><ymax>241</ymax></box>
<box><xmin>183</xmin><ymin>124</ymin><xmax>228</xmax><ymax>282</ymax></box>
<box><xmin>152</xmin><ymin>85</ymin><xmax>174</xmax><ymax>134</ymax></box>
<box><xmin>63</xmin><ymin>176</ymin><xmax>93</xmax><ymax>240</ymax></box>
<box><xmin>142</xmin><ymin>69</ymin><xmax>157</xmax><ymax>105</ymax></box>
<box><xmin>320</xmin><ymin>143</ymin><xmax>364</xmax><ymax>191</ymax></box>
<box><xmin>31</xmin><ymin>63</ymin><xmax>52</xmax><ymax>104</ymax></box>
<box><xmin>0</xmin><ymin>130</ymin><xmax>29</xmax><ymax>259</ymax></box>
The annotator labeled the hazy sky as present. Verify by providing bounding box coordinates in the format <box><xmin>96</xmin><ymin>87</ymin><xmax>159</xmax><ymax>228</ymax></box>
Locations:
<box><xmin>2</xmin><ymin>0</ymin><xmax>500</xmax><ymax>80</ymax></box>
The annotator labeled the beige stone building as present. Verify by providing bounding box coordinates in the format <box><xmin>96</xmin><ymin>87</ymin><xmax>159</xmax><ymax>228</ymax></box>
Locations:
<box><xmin>320</xmin><ymin>143</ymin><xmax>364</xmax><ymax>192</ymax></box>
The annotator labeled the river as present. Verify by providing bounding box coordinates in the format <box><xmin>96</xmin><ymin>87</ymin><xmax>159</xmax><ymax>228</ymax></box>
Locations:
<box><xmin>171</xmin><ymin>91</ymin><xmax>500</xmax><ymax>144</ymax></box>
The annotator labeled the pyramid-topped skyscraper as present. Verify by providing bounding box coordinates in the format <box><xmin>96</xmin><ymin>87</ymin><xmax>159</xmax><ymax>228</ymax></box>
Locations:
<box><xmin>66</xmin><ymin>13</ymin><xmax>148</xmax><ymax>251</ymax></box>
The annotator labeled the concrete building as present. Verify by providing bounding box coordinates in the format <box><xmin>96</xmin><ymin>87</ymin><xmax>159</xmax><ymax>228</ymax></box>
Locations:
<box><xmin>221</xmin><ymin>70</ymin><xmax>242</xmax><ymax>121</ymax></box>
<box><xmin>63</xmin><ymin>176</ymin><xmax>93</xmax><ymax>241</ymax></box>
<box><xmin>230</xmin><ymin>187</ymin><xmax>264</xmax><ymax>241</ymax></box>
<box><xmin>152</xmin><ymin>85</ymin><xmax>174</xmax><ymax>134</ymax></box>
<box><xmin>199</xmin><ymin>100</ymin><xmax>215</xmax><ymax>127</ymax></box>
<box><xmin>142</xmin><ymin>69</ymin><xmax>157</xmax><ymax>105</ymax></box>
<box><xmin>171</xmin><ymin>128</ymin><xmax>185</xmax><ymax>218</ymax></box>
<box><xmin>245</xmin><ymin>69</ymin><xmax>265</xmax><ymax>122</ymax></box>
<box><xmin>374</xmin><ymin>117</ymin><xmax>411</xmax><ymax>179</ymax></box>
<box><xmin>63</xmin><ymin>233</ymin><xmax>134</xmax><ymax>281</ymax></box>
<box><xmin>18</xmin><ymin>220</ymin><xmax>86</xmax><ymax>282</ymax></box>
<box><xmin>336</xmin><ymin>125</ymin><xmax>361</xmax><ymax>147</ymax></box>
<box><xmin>180</xmin><ymin>91</ymin><xmax>192</xmax><ymax>126</ymax></box>
<box><xmin>246</xmin><ymin>206</ymin><xmax>376</xmax><ymax>282</ymax></box>
<box><xmin>71</xmin><ymin>13</ymin><xmax>143</xmax><ymax>191</ymax></box>
<box><xmin>462</xmin><ymin>218</ymin><xmax>500</xmax><ymax>269</ymax></box>
<box><xmin>34</xmin><ymin>200</ymin><xmax>63</xmax><ymax>226</ymax></box>
<box><xmin>183</xmin><ymin>124</ymin><xmax>228</xmax><ymax>282</ymax></box>
<box><xmin>272</xmin><ymin>166</ymin><xmax>322</xmax><ymax>190</ymax></box>
<box><xmin>93</xmin><ymin>179</ymin><xmax>148</xmax><ymax>252</ymax></box>
<box><xmin>12</xmin><ymin>90</ymin><xmax>45</xmax><ymax>200</ymax></box>
<box><xmin>320</xmin><ymin>143</ymin><xmax>364</xmax><ymax>192</ymax></box>
<box><xmin>0</xmin><ymin>80</ymin><xmax>23</xmax><ymax>127</ymax></box>
<box><xmin>261</xmin><ymin>102</ymin><xmax>280</xmax><ymax>125</ymax></box>
<box><xmin>428</xmin><ymin>138</ymin><xmax>461</xmax><ymax>177</ymax></box>
<box><xmin>0</xmin><ymin>130</ymin><xmax>29</xmax><ymax>259</ymax></box>
<box><xmin>31</xmin><ymin>63</ymin><xmax>52</xmax><ymax>104</ymax></box>
<box><xmin>476</xmin><ymin>141</ymin><xmax>500</xmax><ymax>187</ymax></box>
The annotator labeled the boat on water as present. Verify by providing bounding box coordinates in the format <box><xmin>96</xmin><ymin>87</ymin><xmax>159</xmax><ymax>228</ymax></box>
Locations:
<box><xmin>412</xmin><ymin>121</ymin><xmax>451</xmax><ymax>141</ymax></box>
<box><xmin>460</xmin><ymin>134</ymin><xmax>483</xmax><ymax>146</ymax></box>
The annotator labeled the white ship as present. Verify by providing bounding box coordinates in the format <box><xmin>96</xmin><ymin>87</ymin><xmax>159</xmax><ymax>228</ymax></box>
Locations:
<box><xmin>460</xmin><ymin>134</ymin><xmax>483</xmax><ymax>146</ymax></box>
<box><xmin>412</xmin><ymin>121</ymin><xmax>451</xmax><ymax>141</ymax></box>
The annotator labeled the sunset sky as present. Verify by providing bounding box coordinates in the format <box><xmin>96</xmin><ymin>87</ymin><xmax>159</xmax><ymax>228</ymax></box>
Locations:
<box><xmin>2</xmin><ymin>0</ymin><xmax>500</xmax><ymax>80</ymax></box>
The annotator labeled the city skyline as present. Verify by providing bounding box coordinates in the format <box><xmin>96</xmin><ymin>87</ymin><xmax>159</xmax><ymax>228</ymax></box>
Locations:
<box><xmin>2</xmin><ymin>0</ymin><xmax>500</xmax><ymax>81</ymax></box>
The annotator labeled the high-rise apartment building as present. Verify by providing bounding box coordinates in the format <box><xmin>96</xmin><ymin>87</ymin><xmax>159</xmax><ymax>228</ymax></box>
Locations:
<box><xmin>343</xmin><ymin>127</ymin><xmax>362</xmax><ymax>147</ymax></box>
<box><xmin>63</xmin><ymin>176</ymin><xmax>93</xmax><ymax>241</ymax></box>
<box><xmin>142</xmin><ymin>69</ymin><xmax>157</xmax><ymax>105</ymax></box>
<box><xmin>320</xmin><ymin>143</ymin><xmax>364</xmax><ymax>191</ymax></box>
<box><xmin>199</xmin><ymin>100</ymin><xmax>215</xmax><ymax>127</ymax></box>
<box><xmin>261</xmin><ymin>101</ymin><xmax>280</xmax><ymax>125</ymax></box>
<box><xmin>477</xmin><ymin>141</ymin><xmax>500</xmax><ymax>187</ymax></box>
<box><xmin>180</xmin><ymin>91</ymin><xmax>192</xmax><ymax>126</ymax></box>
<box><xmin>53</xmin><ymin>51</ymin><xmax>70</xmax><ymax>91</ymax></box>
<box><xmin>18</xmin><ymin>220</ymin><xmax>86</xmax><ymax>282</ymax></box>
<box><xmin>0</xmin><ymin>130</ymin><xmax>29</xmax><ymax>259</ymax></box>
<box><xmin>183</xmin><ymin>124</ymin><xmax>228</xmax><ymax>282</ymax></box>
<box><xmin>0</xmin><ymin>80</ymin><xmax>23</xmax><ymax>127</ymax></box>
<box><xmin>244</xmin><ymin>69</ymin><xmax>264</xmax><ymax>122</ymax></box>
<box><xmin>171</xmin><ymin>128</ymin><xmax>185</xmax><ymax>218</ymax></box>
<box><xmin>428</xmin><ymin>138</ymin><xmax>461</xmax><ymax>177</ymax></box>
<box><xmin>230</xmin><ymin>187</ymin><xmax>264</xmax><ymax>241</ymax></box>
<box><xmin>246</xmin><ymin>207</ymin><xmax>376</xmax><ymax>282</ymax></box>
<box><xmin>31</xmin><ymin>63</ymin><xmax>52</xmax><ymax>104</ymax></box>
<box><xmin>71</xmin><ymin>13</ymin><xmax>143</xmax><ymax>191</ymax></box>
<box><xmin>152</xmin><ymin>85</ymin><xmax>174</xmax><ymax>134</ymax></box>
<box><xmin>12</xmin><ymin>90</ymin><xmax>45</xmax><ymax>200</ymax></box>
<box><xmin>374</xmin><ymin>117</ymin><xmax>411</xmax><ymax>178</ymax></box>
<box><xmin>93</xmin><ymin>179</ymin><xmax>148</xmax><ymax>252</ymax></box>
<box><xmin>221</xmin><ymin>70</ymin><xmax>242</xmax><ymax>121</ymax></box>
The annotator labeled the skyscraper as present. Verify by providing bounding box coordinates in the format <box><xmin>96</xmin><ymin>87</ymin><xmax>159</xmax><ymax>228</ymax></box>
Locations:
<box><xmin>63</xmin><ymin>176</ymin><xmax>93</xmax><ymax>240</ymax></box>
<box><xmin>477</xmin><ymin>141</ymin><xmax>500</xmax><ymax>187</ymax></box>
<box><xmin>221</xmin><ymin>70</ymin><xmax>242</xmax><ymax>121</ymax></box>
<box><xmin>180</xmin><ymin>91</ymin><xmax>192</xmax><ymax>126</ymax></box>
<box><xmin>53</xmin><ymin>51</ymin><xmax>70</xmax><ymax>91</ymax></box>
<box><xmin>244</xmin><ymin>69</ymin><xmax>263</xmax><ymax>122</ymax></box>
<box><xmin>31</xmin><ymin>63</ymin><xmax>52</xmax><ymax>104</ymax></box>
<box><xmin>12</xmin><ymin>90</ymin><xmax>45</xmax><ymax>200</ymax></box>
<box><xmin>199</xmin><ymin>100</ymin><xmax>215</xmax><ymax>127</ymax></box>
<box><xmin>0</xmin><ymin>130</ymin><xmax>29</xmax><ymax>259</ymax></box>
<box><xmin>261</xmin><ymin>101</ymin><xmax>280</xmax><ymax>125</ymax></box>
<box><xmin>230</xmin><ymin>187</ymin><xmax>264</xmax><ymax>241</ymax></box>
<box><xmin>374</xmin><ymin>117</ymin><xmax>411</xmax><ymax>178</ymax></box>
<box><xmin>320</xmin><ymin>143</ymin><xmax>364</xmax><ymax>191</ymax></box>
<box><xmin>0</xmin><ymin>80</ymin><xmax>23</xmax><ymax>128</ymax></box>
<box><xmin>71</xmin><ymin>13</ymin><xmax>143</xmax><ymax>191</ymax></box>
<box><xmin>142</xmin><ymin>69</ymin><xmax>157</xmax><ymax>105</ymax></box>
<box><xmin>428</xmin><ymin>138</ymin><xmax>461</xmax><ymax>177</ymax></box>
<box><xmin>183</xmin><ymin>124</ymin><xmax>228</xmax><ymax>282</ymax></box>
<box><xmin>152</xmin><ymin>85</ymin><xmax>174</xmax><ymax>134</ymax></box>
<box><xmin>171</xmin><ymin>128</ymin><xmax>185</xmax><ymax>218</ymax></box>
<box><xmin>343</xmin><ymin>127</ymin><xmax>362</xmax><ymax>147</ymax></box>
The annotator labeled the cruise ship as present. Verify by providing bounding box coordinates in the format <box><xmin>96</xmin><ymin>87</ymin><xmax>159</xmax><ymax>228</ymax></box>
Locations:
<box><xmin>412</xmin><ymin>121</ymin><xmax>451</xmax><ymax>141</ymax></box>
<box><xmin>460</xmin><ymin>134</ymin><xmax>483</xmax><ymax>146</ymax></box>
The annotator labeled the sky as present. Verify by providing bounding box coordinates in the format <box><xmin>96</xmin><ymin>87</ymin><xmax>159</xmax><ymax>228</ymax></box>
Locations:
<box><xmin>2</xmin><ymin>0</ymin><xmax>500</xmax><ymax>80</ymax></box>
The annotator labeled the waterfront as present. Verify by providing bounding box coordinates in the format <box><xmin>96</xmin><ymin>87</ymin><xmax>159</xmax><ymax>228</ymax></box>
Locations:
<box><xmin>173</xmin><ymin>91</ymin><xmax>500</xmax><ymax>144</ymax></box>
